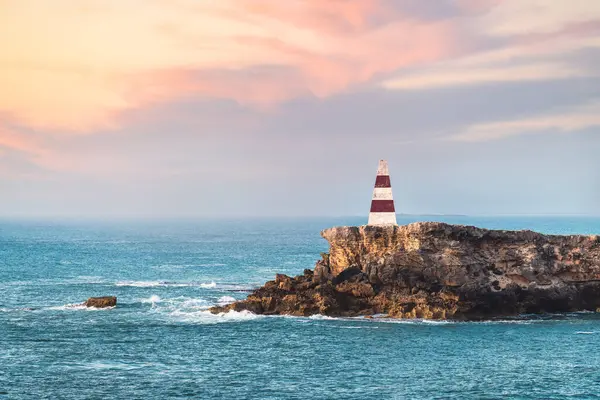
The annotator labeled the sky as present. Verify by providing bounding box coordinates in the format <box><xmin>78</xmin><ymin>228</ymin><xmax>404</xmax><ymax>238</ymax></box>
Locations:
<box><xmin>0</xmin><ymin>0</ymin><xmax>599</xmax><ymax>218</ymax></box>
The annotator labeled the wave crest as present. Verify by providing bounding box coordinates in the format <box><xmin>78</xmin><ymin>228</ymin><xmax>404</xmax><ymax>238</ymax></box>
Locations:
<box><xmin>47</xmin><ymin>303</ymin><xmax>114</xmax><ymax>311</ymax></box>
<box><xmin>115</xmin><ymin>280</ymin><xmax>217</xmax><ymax>288</ymax></box>
<box><xmin>169</xmin><ymin>309</ymin><xmax>261</xmax><ymax>324</ymax></box>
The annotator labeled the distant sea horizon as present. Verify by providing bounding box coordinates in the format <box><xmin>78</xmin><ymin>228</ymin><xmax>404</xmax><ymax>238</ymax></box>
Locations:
<box><xmin>2</xmin><ymin>212</ymin><xmax>599</xmax><ymax>220</ymax></box>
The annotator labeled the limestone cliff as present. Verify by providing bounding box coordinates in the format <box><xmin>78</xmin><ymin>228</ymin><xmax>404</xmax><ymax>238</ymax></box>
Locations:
<box><xmin>211</xmin><ymin>222</ymin><xmax>600</xmax><ymax>320</ymax></box>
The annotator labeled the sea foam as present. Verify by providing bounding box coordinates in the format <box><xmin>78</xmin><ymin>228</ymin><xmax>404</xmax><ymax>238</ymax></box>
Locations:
<box><xmin>168</xmin><ymin>309</ymin><xmax>261</xmax><ymax>324</ymax></box>
<box><xmin>115</xmin><ymin>280</ymin><xmax>217</xmax><ymax>288</ymax></box>
<box><xmin>141</xmin><ymin>295</ymin><xmax>162</xmax><ymax>305</ymax></box>
<box><xmin>46</xmin><ymin>303</ymin><xmax>114</xmax><ymax>311</ymax></box>
<box><xmin>217</xmin><ymin>296</ymin><xmax>236</xmax><ymax>305</ymax></box>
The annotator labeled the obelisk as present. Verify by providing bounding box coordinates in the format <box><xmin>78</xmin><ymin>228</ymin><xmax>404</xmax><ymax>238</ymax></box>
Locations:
<box><xmin>367</xmin><ymin>160</ymin><xmax>398</xmax><ymax>226</ymax></box>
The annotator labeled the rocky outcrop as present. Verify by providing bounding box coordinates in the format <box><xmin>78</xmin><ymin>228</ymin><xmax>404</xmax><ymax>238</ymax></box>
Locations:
<box><xmin>210</xmin><ymin>222</ymin><xmax>600</xmax><ymax>320</ymax></box>
<box><xmin>85</xmin><ymin>296</ymin><xmax>117</xmax><ymax>308</ymax></box>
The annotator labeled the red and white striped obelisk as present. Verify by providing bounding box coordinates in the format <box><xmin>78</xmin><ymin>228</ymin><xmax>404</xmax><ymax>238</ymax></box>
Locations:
<box><xmin>367</xmin><ymin>160</ymin><xmax>397</xmax><ymax>226</ymax></box>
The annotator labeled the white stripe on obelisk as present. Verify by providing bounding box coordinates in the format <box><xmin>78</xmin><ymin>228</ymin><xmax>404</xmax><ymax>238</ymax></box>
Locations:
<box><xmin>376</xmin><ymin>161</ymin><xmax>389</xmax><ymax>176</ymax></box>
<box><xmin>371</xmin><ymin>187</ymin><xmax>393</xmax><ymax>200</ymax></box>
<box><xmin>368</xmin><ymin>212</ymin><xmax>397</xmax><ymax>226</ymax></box>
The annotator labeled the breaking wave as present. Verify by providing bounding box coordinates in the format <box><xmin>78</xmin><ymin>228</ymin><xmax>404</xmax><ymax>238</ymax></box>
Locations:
<box><xmin>308</xmin><ymin>314</ymin><xmax>338</xmax><ymax>320</ymax></box>
<box><xmin>46</xmin><ymin>303</ymin><xmax>114</xmax><ymax>311</ymax></box>
<box><xmin>137</xmin><ymin>294</ymin><xmax>259</xmax><ymax>324</ymax></box>
<box><xmin>0</xmin><ymin>306</ymin><xmax>35</xmax><ymax>312</ymax></box>
<box><xmin>306</xmin><ymin>315</ymin><xmax>455</xmax><ymax>325</ymax></box>
<box><xmin>299</xmin><ymin>315</ymin><xmax>565</xmax><ymax>326</ymax></box>
<box><xmin>141</xmin><ymin>295</ymin><xmax>162</xmax><ymax>304</ymax></box>
<box><xmin>168</xmin><ymin>309</ymin><xmax>262</xmax><ymax>324</ymax></box>
<box><xmin>143</xmin><ymin>296</ymin><xmax>210</xmax><ymax>308</ymax></box>
<box><xmin>115</xmin><ymin>281</ymin><xmax>161</xmax><ymax>287</ymax></box>
<box><xmin>336</xmin><ymin>326</ymin><xmax>380</xmax><ymax>329</ymax></box>
<box><xmin>1</xmin><ymin>303</ymin><xmax>115</xmax><ymax>312</ymax></box>
<box><xmin>217</xmin><ymin>296</ymin><xmax>236</xmax><ymax>305</ymax></box>
<box><xmin>115</xmin><ymin>280</ymin><xmax>217</xmax><ymax>288</ymax></box>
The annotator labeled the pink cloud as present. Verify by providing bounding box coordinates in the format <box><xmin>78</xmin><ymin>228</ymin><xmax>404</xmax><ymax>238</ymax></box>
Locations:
<box><xmin>5</xmin><ymin>0</ymin><xmax>597</xmax><ymax>134</ymax></box>
<box><xmin>119</xmin><ymin>2</ymin><xmax>600</xmax><ymax>128</ymax></box>
<box><xmin>0</xmin><ymin>0</ymin><xmax>471</xmax><ymax>132</ymax></box>
<box><xmin>454</xmin><ymin>0</ymin><xmax>503</xmax><ymax>14</ymax></box>
<box><xmin>231</xmin><ymin>0</ymin><xmax>394</xmax><ymax>34</ymax></box>
<box><xmin>0</xmin><ymin>124</ymin><xmax>48</xmax><ymax>175</ymax></box>
<box><xmin>0</xmin><ymin>123</ymin><xmax>81</xmax><ymax>173</ymax></box>
<box><xmin>134</xmin><ymin>9</ymin><xmax>464</xmax><ymax>108</ymax></box>
<box><xmin>0</xmin><ymin>124</ymin><xmax>41</xmax><ymax>155</ymax></box>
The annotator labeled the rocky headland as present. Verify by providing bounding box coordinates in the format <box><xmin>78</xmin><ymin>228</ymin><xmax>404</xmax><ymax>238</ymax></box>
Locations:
<box><xmin>210</xmin><ymin>222</ymin><xmax>600</xmax><ymax>320</ymax></box>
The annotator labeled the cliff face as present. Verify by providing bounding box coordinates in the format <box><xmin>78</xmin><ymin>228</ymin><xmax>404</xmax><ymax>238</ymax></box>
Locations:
<box><xmin>211</xmin><ymin>222</ymin><xmax>600</xmax><ymax>320</ymax></box>
<box><xmin>323</xmin><ymin>223</ymin><xmax>600</xmax><ymax>286</ymax></box>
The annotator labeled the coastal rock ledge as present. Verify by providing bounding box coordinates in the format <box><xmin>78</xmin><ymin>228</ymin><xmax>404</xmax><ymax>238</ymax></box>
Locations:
<box><xmin>210</xmin><ymin>222</ymin><xmax>600</xmax><ymax>320</ymax></box>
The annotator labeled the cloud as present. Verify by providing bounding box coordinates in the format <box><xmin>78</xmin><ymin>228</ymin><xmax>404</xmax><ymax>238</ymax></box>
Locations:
<box><xmin>450</xmin><ymin>101</ymin><xmax>600</xmax><ymax>142</ymax></box>
<box><xmin>477</xmin><ymin>0</ymin><xmax>600</xmax><ymax>37</ymax></box>
<box><xmin>0</xmin><ymin>124</ymin><xmax>39</xmax><ymax>154</ymax></box>
<box><xmin>382</xmin><ymin>62</ymin><xmax>592</xmax><ymax>90</ymax></box>
<box><xmin>0</xmin><ymin>124</ymin><xmax>53</xmax><ymax>175</ymax></box>
<box><xmin>0</xmin><ymin>123</ymin><xmax>91</xmax><ymax>173</ymax></box>
<box><xmin>382</xmin><ymin>4</ymin><xmax>600</xmax><ymax>92</ymax></box>
<box><xmin>1</xmin><ymin>0</ymin><xmax>599</xmax><ymax>135</ymax></box>
<box><xmin>0</xmin><ymin>0</ymin><xmax>469</xmax><ymax>132</ymax></box>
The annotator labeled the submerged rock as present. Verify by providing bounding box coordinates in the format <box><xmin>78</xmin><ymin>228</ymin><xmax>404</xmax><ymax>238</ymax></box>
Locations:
<box><xmin>210</xmin><ymin>222</ymin><xmax>600</xmax><ymax>320</ymax></box>
<box><xmin>85</xmin><ymin>296</ymin><xmax>117</xmax><ymax>308</ymax></box>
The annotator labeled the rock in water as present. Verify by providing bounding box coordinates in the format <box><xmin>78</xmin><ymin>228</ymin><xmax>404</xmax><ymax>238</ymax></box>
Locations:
<box><xmin>210</xmin><ymin>222</ymin><xmax>600</xmax><ymax>320</ymax></box>
<box><xmin>85</xmin><ymin>296</ymin><xmax>117</xmax><ymax>308</ymax></box>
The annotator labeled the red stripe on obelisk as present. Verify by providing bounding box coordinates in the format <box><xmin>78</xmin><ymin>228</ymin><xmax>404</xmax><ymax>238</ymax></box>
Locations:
<box><xmin>374</xmin><ymin>175</ymin><xmax>391</xmax><ymax>188</ymax></box>
<box><xmin>370</xmin><ymin>200</ymin><xmax>395</xmax><ymax>212</ymax></box>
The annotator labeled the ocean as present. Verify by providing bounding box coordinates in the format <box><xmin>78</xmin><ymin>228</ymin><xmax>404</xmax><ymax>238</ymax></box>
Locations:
<box><xmin>1</xmin><ymin>216</ymin><xmax>600</xmax><ymax>399</ymax></box>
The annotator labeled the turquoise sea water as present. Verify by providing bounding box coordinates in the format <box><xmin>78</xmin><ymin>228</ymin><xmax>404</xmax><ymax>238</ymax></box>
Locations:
<box><xmin>1</xmin><ymin>216</ymin><xmax>600</xmax><ymax>399</ymax></box>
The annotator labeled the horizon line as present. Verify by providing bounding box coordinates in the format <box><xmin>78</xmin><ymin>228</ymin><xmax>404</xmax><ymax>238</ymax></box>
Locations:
<box><xmin>1</xmin><ymin>213</ymin><xmax>599</xmax><ymax>221</ymax></box>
